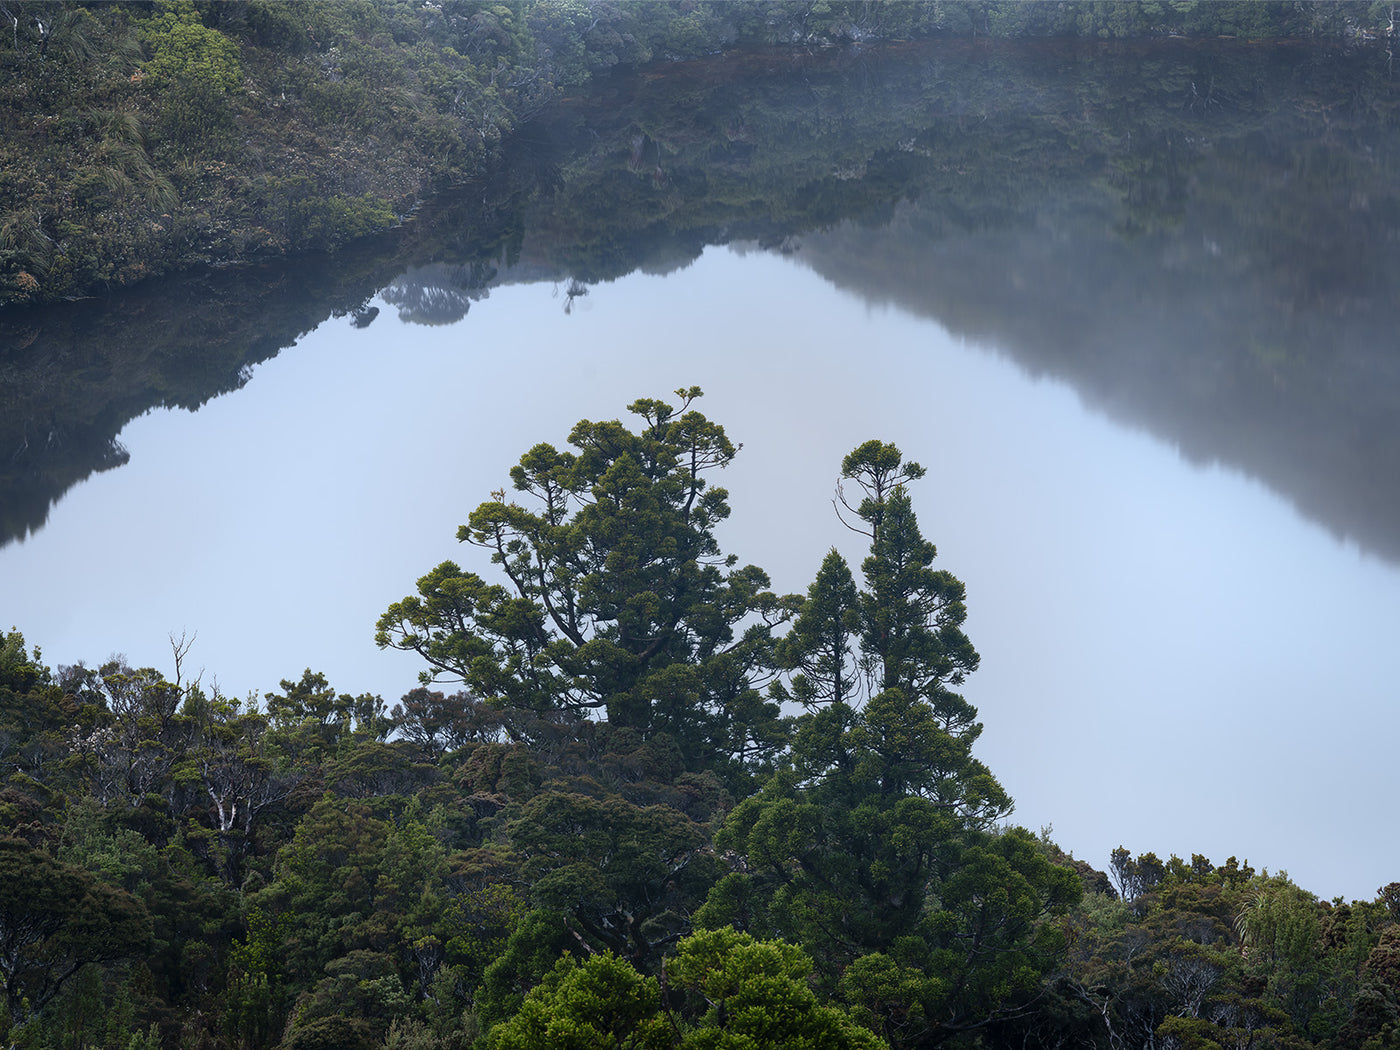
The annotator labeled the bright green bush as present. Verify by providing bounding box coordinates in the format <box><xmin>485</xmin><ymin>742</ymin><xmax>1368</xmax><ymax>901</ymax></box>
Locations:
<box><xmin>140</xmin><ymin>1</ymin><xmax>243</xmax><ymax>94</ymax></box>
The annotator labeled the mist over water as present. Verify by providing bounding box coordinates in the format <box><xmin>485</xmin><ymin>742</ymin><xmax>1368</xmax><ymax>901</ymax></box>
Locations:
<box><xmin>4</xmin><ymin>38</ymin><xmax>1399</xmax><ymax>901</ymax></box>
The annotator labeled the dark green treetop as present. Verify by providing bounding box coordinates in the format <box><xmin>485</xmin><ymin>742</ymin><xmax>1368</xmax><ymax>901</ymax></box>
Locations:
<box><xmin>484</xmin><ymin>927</ymin><xmax>889</xmax><ymax>1050</ymax></box>
<box><xmin>486</xmin><ymin>950</ymin><xmax>672</xmax><ymax>1050</ymax></box>
<box><xmin>377</xmin><ymin>389</ymin><xmax>797</xmax><ymax>780</ymax></box>
<box><xmin>837</xmin><ymin>439</ymin><xmax>928</xmax><ymax>548</ymax></box>
<box><xmin>774</xmin><ymin>548</ymin><xmax>863</xmax><ymax>711</ymax></box>
<box><xmin>0</xmin><ymin>836</ymin><xmax>152</xmax><ymax>1024</ymax></box>
<box><xmin>843</xmin><ymin>443</ymin><xmax>979</xmax><ymax>724</ymax></box>
<box><xmin>694</xmin><ymin>442</ymin><xmax>1073</xmax><ymax>1046</ymax></box>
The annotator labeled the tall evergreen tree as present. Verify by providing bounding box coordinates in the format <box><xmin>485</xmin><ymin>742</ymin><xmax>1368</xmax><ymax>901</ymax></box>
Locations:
<box><xmin>698</xmin><ymin>441</ymin><xmax>1071</xmax><ymax>1048</ymax></box>
<box><xmin>774</xmin><ymin>548</ymin><xmax>862</xmax><ymax>711</ymax></box>
<box><xmin>842</xmin><ymin>444</ymin><xmax>980</xmax><ymax>731</ymax></box>
<box><xmin>377</xmin><ymin>388</ymin><xmax>797</xmax><ymax>781</ymax></box>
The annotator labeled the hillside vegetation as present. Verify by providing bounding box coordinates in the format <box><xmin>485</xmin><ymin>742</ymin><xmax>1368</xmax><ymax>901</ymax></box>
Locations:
<box><xmin>3</xmin><ymin>392</ymin><xmax>1400</xmax><ymax>1050</ymax></box>
<box><xmin>0</xmin><ymin>0</ymin><xmax>1385</xmax><ymax>306</ymax></box>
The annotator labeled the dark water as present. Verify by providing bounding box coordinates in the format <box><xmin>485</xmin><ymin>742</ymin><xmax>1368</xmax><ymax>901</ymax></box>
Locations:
<box><xmin>3</xmin><ymin>39</ymin><xmax>1399</xmax><ymax>900</ymax></box>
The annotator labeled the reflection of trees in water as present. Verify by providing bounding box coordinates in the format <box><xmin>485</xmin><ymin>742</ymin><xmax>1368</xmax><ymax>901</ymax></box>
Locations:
<box><xmin>7</xmin><ymin>38</ymin><xmax>1400</xmax><ymax>561</ymax></box>
<box><xmin>0</xmin><ymin>125</ymin><xmax>543</xmax><ymax>546</ymax></box>
<box><xmin>795</xmin><ymin>178</ymin><xmax>1400</xmax><ymax>562</ymax></box>
<box><xmin>1</xmin><ymin>429</ymin><xmax>129</xmax><ymax>548</ymax></box>
<box><xmin>561</xmin><ymin>278</ymin><xmax>589</xmax><ymax>314</ymax></box>
<box><xmin>379</xmin><ymin>260</ymin><xmax>501</xmax><ymax>325</ymax></box>
<box><xmin>0</xmin><ymin>240</ymin><xmax>426</xmax><ymax>548</ymax></box>
<box><xmin>521</xmin><ymin>38</ymin><xmax>1400</xmax><ymax>563</ymax></box>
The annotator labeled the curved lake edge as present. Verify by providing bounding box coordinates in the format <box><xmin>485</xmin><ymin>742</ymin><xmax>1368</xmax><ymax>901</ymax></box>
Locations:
<box><xmin>7</xmin><ymin>36</ymin><xmax>1400</xmax><ymax>570</ymax></box>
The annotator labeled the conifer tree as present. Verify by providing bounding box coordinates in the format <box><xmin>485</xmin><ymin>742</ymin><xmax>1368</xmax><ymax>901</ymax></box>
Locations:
<box><xmin>699</xmin><ymin>441</ymin><xmax>1074</xmax><ymax>1047</ymax></box>
<box><xmin>774</xmin><ymin>548</ymin><xmax>862</xmax><ymax>711</ymax></box>
<box><xmin>377</xmin><ymin>389</ymin><xmax>796</xmax><ymax>780</ymax></box>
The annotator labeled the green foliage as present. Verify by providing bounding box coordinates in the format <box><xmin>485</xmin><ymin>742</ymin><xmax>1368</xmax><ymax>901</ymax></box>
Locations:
<box><xmin>487</xmin><ymin>952</ymin><xmax>671</xmax><ymax>1050</ymax></box>
<box><xmin>264</xmin><ymin>668</ymin><xmax>391</xmax><ymax>751</ymax></box>
<box><xmin>0</xmin><ymin>379</ymin><xmax>1396</xmax><ymax>1049</ymax></box>
<box><xmin>1236</xmin><ymin>875</ymin><xmax>1322</xmax><ymax>972</ymax></box>
<box><xmin>0</xmin><ymin>837</ymin><xmax>152</xmax><ymax>1023</ymax></box>
<box><xmin>378</xmin><ymin>388</ymin><xmax>796</xmax><ymax>785</ymax></box>
<box><xmin>140</xmin><ymin>0</ymin><xmax>243</xmax><ymax>94</ymax></box>
<box><xmin>1051</xmin><ymin>857</ymin><xmax>1400</xmax><ymax>1050</ymax></box>
<box><xmin>56</xmin><ymin>797</ymin><xmax>161</xmax><ymax>893</ymax></box>
<box><xmin>282</xmin><ymin>950</ymin><xmax>411</xmax><ymax>1048</ymax></box>
<box><xmin>485</xmin><ymin>930</ymin><xmax>888</xmax><ymax>1050</ymax></box>
<box><xmin>508</xmin><ymin>789</ymin><xmax>714</xmax><ymax>964</ymax></box>
<box><xmin>839</xmin><ymin>443</ymin><xmax>982</xmax><ymax>749</ymax></box>
<box><xmin>695</xmin><ymin>444</ymin><xmax>1069</xmax><ymax>1044</ymax></box>
<box><xmin>250</xmin><ymin>178</ymin><xmax>398</xmax><ymax>253</ymax></box>
<box><xmin>256</xmin><ymin>796</ymin><xmax>395</xmax><ymax>981</ymax></box>
<box><xmin>224</xmin><ymin>905</ymin><xmax>292</xmax><ymax>1050</ymax></box>
<box><xmin>137</xmin><ymin>0</ymin><xmax>244</xmax><ymax>151</ymax></box>
<box><xmin>0</xmin><ymin>630</ymin><xmax>80</xmax><ymax>808</ymax></box>
<box><xmin>5</xmin><ymin>27</ymin><xmax>1400</xmax><ymax>1042</ymax></box>
<box><xmin>476</xmin><ymin>909</ymin><xmax>574</xmax><ymax>1030</ymax></box>
<box><xmin>1110</xmin><ymin>845</ymin><xmax>1179</xmax><ymax>902</ymax></box>
<box><xmin>773</xmin><ymin>549</ymin><xmax>862</xmax><ymax>710</ymax></box>
<box><xmin>392</xmin><ymin>688</ymin><xmax>481</xmax><ymax>761</ymax></box>
<box><xmin>667</xmin><ymin>927</ymin><xmax>887</xmax><ymax>1049</ymax></box>
<box><xmin>0</xmin><ymin>1</ymin><xmax>1387</xmax><ymax>305</ymax></box>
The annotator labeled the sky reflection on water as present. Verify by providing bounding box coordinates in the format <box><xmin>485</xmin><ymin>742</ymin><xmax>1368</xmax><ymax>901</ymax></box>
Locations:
<box><xmin>4</xmin><ymin>245</ymin><xmax>1398</xmax><ymax>901</ymax></box>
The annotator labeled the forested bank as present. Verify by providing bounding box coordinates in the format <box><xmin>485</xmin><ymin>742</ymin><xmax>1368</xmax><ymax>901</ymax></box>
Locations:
<box><xmin>8</xmin><ymin>30</ymin><xmax>1400</xmax><ymax>568</ymax></box>
<box><xmin>0</xmin><ymin>0</ymin><xmax>1388</xmax><ymax>306</ymax></box>
<box><xmin>6</xmin><ymin>4</ymin><xmax>1400</xmax><ymax>1049</ymax></box>
<box><xmin>3</xmin><ymin>390</ymin><xmax>1399</xmax><ymax>1050</ymax></box>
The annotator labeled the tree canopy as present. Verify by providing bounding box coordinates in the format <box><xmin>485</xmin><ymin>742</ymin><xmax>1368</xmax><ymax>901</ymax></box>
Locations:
<box><xmin>0</xmin><ymin>390</ymin><xmax>1392</xmax><ymax>1049</ymax></box>
<box><xmin>377</xmin><ymin>387</ymin><xmax>795</xmax><ymax>784</ymax></box>
<box><xmin>374</xmin><ymin>394</ymin><xmax>1073</xmax><ymax>1043</ymax></box>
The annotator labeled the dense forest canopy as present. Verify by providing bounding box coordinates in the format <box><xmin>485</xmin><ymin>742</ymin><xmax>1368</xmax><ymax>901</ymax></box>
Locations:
<box><xmin>7</xmin><ymin>27</ymin><xmax>1400</xmax><ymax>573</ymax></box>
<box><xmin>4</xmin><ymin>3</ymin><xmax>1400</xmax><ymax>1049</ymax></box>
<box><xmin>2</xmin><ymin>391</ymin><xmax>1399</xmax><ymax>1050</ymax></box>
<box><xmin>0</xmin><ymin>0</ymin><xmax>1390</xmax><ymax>306</ymax></box>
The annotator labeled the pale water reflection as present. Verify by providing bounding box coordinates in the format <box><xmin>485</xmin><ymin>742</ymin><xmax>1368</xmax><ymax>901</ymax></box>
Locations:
<box><xmin>3</xmin><ymin>245</ymin><xmax>1397</xmax><ymax>901</ymax></box>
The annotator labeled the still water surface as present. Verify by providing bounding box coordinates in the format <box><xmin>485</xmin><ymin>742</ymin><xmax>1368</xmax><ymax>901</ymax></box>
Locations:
<box><xmin>3</xmin><ymin>38</ymin><xmax>1399</xmax><ymax>901</ymax></box>
<box><xmin>8</xmin><ymin>245</ymin><xmax>1399</xmax><ymax>901</ymax></box>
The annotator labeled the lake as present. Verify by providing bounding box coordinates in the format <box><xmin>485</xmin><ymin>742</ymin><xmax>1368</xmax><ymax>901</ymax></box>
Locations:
<box><xmin>3</xmin><ymin>38</ymin><xmax>1398</xmax><ymax>902</ymax></box>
